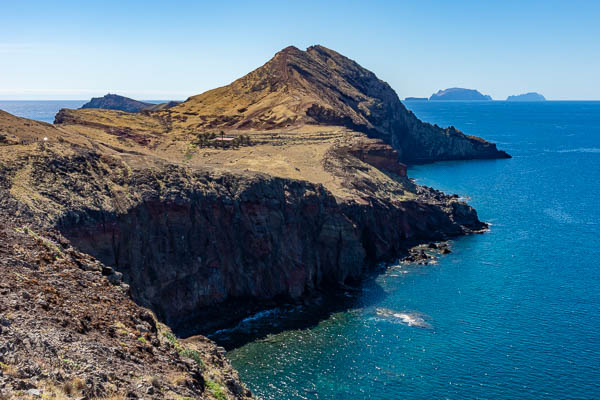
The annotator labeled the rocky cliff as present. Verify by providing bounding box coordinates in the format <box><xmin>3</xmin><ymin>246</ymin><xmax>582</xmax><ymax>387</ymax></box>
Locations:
<box><xmin>0</xmin><ymin>110</ymin><xmax>252</xmax><ymax>399</ymax></box>
<box><xmin>80</xmin><ymin>94</ymin><xmax>180</xmax><ymax>113</ymax></box>
<box><xmin>1</xmin><ymin>109</ymin><xmax>485</xmax><ymax>336</ymax></box>
<box><xmin>81</xmin><ymin>94</ymin><xmax>153</xmax><ymax>112</ymax></box>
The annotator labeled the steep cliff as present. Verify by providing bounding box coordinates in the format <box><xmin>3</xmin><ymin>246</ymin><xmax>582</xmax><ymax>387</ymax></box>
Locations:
<box><xmin>1</xmin><ymin>109</ymin><xmax>485</xmax><ymax>336</ymax></box>
<box><xmin>0</xmin><ymin>110</ymin><xmax>252</xmax><ymax>400</ymax></box>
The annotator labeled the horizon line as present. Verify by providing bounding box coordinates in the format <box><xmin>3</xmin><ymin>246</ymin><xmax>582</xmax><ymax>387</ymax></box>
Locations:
<box><xmin>3</xmin><ymin>98</ymin><xmax>600</xmax><ymax>102</ymax></box>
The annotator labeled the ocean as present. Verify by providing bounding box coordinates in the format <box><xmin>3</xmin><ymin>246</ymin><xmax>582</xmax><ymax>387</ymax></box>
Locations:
<box><xmin>0</xmin><ymin>101</ymin><xmax>87</xmax><ymax>123</ymax></box>
<box><xmin>2</xmin><ymin>100</ymin><xmax>599</xmax><ymax>399</ymax></box>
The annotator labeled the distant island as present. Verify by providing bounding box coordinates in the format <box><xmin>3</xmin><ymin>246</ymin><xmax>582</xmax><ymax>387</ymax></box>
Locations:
<box><xmin>430</xmin><ymin>88</ymin><xmax>492</xmax><ymax>101</ymax></box>
<box><xmin>506</xmin><ymin>92</ymin><xmax>546</xmax><ymax>101</ymax></box>
<box><xmin>81</xmin><ymin>93</ymin><xmax>180</xmax><ymax>113</ymax></box>
<box><xmin>404</xmin><ymin>97</ymin><xmax>428</xmax><ymax>101</ymax></box>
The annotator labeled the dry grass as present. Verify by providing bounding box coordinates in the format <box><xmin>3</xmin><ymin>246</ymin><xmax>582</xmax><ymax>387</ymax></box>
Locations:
<box><xmin>0</xmin><ymin>361</ymin><xmax>17</xmax><ymax>376</ymax></box>
<box><xmin>61</xmin><ymin>376</ymin><xmax>85</xmax><ymax>397</ymax></box>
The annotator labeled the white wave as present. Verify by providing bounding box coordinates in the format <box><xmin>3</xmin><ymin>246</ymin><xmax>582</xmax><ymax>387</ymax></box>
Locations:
<box><xmin>240</xmin><ymin>308</ymin><xmax>281</xmax><ymax>324</ymax></box>
<box><xmin>376</xmin><ymin>308</ymin><xmax>433</xmax><ymax>329</ymax></box>
<box><xmin>208</xmin><ymin>308</ymin><xmax>282</xmax><ymax>338</ymax></box>
<box><xmin>556</xmin><ymin>147</ymin><xmax>600</xmax><ymax>154</ymax></box>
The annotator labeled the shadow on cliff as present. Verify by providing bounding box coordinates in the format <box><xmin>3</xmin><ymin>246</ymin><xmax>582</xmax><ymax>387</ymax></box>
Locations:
<box><xmin>193</xmin><ymin>275</ymin><xmax>390</xmax><ymax>351</ymax></box>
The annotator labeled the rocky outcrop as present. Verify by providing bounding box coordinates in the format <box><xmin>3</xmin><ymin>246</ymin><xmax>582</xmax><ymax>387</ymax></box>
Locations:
<box><xmin>346</xmin><ymin>140</ymin><xmax>407</xmax><ymax>177</ymax></box>
<box><xmin>0</xmin><ymin>218</ymin><xmax>251</xmax><ymax>400</ymax></box>
<box><xmin>0</xmin><ymin>44</ymin><xmax>507</xmax><ymax>398</ymax></box>
<box><xmin>429</xmin><ymin>88</ymin><xmax>492</xmax><ymax>101</ymax></box>
<box><xmin>142</xmin><ymin>100</ymin><xmax>181</xmax><ymax>112</ymax></box>
<box><xmin>81</xmin><ymin>94</ymin><xmax>153</xmax><ymax>112</ymax></box>
<box><xmin>80</xmin><ymin>94</ymin><xmax>180</xmax><ymax>113</ymax></box>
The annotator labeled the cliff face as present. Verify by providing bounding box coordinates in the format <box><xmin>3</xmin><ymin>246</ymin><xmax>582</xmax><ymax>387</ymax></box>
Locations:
<box><xmin>0</xmin><ymin>115</ymin><xmax>484</xmax><ymax>333</ymax></box>
<box><xmin>0</xmin><ymin>223</ymin><xmax>251</xmax><ymax>400</ymax></box>
<box><xmin>56</xmin><ymin>164</ymin><xmax>482</xmax><ymax>334</ymax></box>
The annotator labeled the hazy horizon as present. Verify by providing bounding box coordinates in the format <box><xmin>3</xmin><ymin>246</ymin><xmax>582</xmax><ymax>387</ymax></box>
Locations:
<box><xmin>2</xmin><ymin>1</ymin><xmax>599</xmax><ymax>101</ymax></box>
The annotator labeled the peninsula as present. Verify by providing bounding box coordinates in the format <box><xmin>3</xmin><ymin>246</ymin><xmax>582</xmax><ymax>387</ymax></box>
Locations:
<box><xmin>0</xmin><ymin>45</ymin><xmax>510</xmax><ymax>399</ymax></box>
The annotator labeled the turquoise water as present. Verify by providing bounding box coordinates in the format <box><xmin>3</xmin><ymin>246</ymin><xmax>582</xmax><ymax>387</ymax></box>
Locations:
<box><xmin>3</xmin><ymin>101</ymin><xmax>599</xmax><ymax>399</ymax></box>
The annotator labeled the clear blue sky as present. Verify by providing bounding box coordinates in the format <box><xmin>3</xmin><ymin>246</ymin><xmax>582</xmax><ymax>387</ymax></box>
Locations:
<box><xmin>2</xmin><ymin>0</ymin><xmax>599</xmax><ymax>100</ymax></box>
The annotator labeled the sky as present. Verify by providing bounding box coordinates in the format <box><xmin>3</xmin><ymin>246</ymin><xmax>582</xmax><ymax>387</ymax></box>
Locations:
<box><xmin>1</xmin><ymin>0</ymin><xmax>599</xmax><ymax>100</ymax></box>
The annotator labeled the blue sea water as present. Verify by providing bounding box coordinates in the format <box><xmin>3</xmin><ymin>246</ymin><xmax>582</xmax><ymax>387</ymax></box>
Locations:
<box><xmin>2</xmin><ymin>100</ymin><xmax>599</xmax><ymax>399</ymax></box>
<box><xmin>224</xmin><ymin>101</ymin><xmax>600</xmax><ymax>399</ymax></box>
<box><xmin>0</xmin><ymin>100</ymin><xmax>169</xmax><ymax>123</ymax></box>
<box><xmin>0</xmin><ymin>100</ymin><xmax>87</xmax><ymax>123</ymax></box>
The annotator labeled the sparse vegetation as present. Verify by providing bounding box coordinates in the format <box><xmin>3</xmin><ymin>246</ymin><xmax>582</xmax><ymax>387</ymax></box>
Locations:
<box><xmin>180</xmin><ymin>348</ymin><xmax>204</xmax><ymax>369</ymax></box>
<box><xmin>194</xmin><ymin>132</ymin><xmax>217</xmax><ymax>147</ymax></box>
<box><xmin>193</xmin><ymin>131</ymin><xmax>252</xmax><ymax>150</ymax></box>
<box><xmin>206</xmin><ymin>379</ymin><xmax>227</xmax><ymax>400</ymax></box>
<box><xmin>62</xmin><ymin>377</ymin><xmax>85</xmax><ymax>396</ymax></box>
<box><xmin>0</xmin><ymin>361</ymin><xmax>16</xmax><ymax>376</ymax></box>
<box><xmin>162</xmin><ymin>330</ymin><xmax>203</xmax><ymax>368</ymax></box>
<box><xmin>184</xmin><ymin>146</ymin><xmax>195</xmax><ymax>161</ymax></box>
<box><xmin>15</xmin><ymin>226</ymin><xmax>64</xmax><ymax>259</ymax></box>
<box><xmin>163</xmin><ymin>331</ymin><xmax>181</xmax><ymax>350</ymax></box>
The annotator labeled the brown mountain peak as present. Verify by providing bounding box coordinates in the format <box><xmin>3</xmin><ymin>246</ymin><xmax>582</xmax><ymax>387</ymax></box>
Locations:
<box><xmin>162</xmin><ymin>45</ymin><xmax>509</xmax><ymax>162</ymax></box>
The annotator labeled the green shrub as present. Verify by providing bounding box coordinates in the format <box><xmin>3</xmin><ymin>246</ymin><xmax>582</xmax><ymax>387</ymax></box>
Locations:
<box><xmin>205</xmin><ymin>379</ymin><xmax>227</xmax><ymax>400</ymax></box>
<box><xmin>181</xmin><ymin>348</ymin><xmax>204</xmax><ymax>369</ymax></box>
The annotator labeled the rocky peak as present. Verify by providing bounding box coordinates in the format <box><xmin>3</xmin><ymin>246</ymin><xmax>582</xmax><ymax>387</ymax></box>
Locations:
<box><xmin>167</xmin><ymin>45</ymin><xmax>509</xmax><ymax>162</ymax></box>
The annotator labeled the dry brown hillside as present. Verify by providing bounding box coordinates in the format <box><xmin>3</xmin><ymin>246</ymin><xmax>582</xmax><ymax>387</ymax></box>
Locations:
<box><xmin>56</xmin><ymin>45</ymin><xmax>509</xmax><ymax>163</ymax></box>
